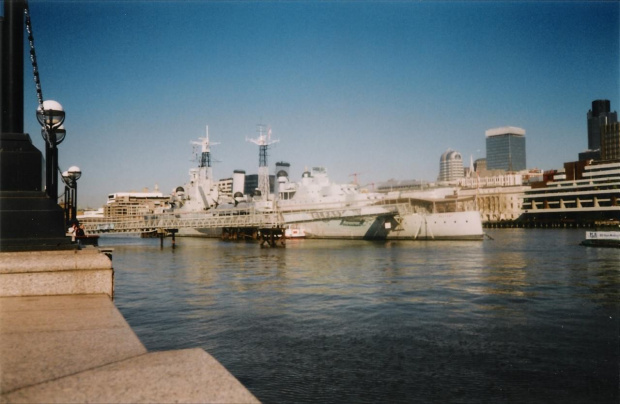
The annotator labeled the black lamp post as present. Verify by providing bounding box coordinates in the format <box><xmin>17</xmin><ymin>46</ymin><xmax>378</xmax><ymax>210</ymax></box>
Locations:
<box><xmin>37</xmin><ymin>100</ymin><xmax>65</xmax><ymax>201</ymax></box>
<box><xmin>68</xmin><ymin>166</ymin><xmax>81</xmax><ymax>221</ymax></box>
<box><xmin>62</xmin><ymin>170</ymin><xmax>71</xmax><ymax>226</ymax></box>
<box><xmin>62</xmin><ymin>165</ymin><xmax>81</xmax><ymax>225</ymax></box>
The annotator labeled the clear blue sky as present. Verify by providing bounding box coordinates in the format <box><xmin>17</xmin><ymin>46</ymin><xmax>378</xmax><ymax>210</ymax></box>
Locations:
<box><xmin>16</xmin><ymin>1</ymin><xmax>620</xmax><ymax>208</ymax></box>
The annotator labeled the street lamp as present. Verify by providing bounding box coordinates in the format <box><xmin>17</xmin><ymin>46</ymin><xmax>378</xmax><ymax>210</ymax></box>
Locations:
<box><xmin>37</xmin><ymin>100</ymin><xmax>66</xmax><ymax>201</ymax></box>
<box><xmin>68</xmin><ymin>166</ymin><xmax>81</xmax><ymax>222</ymax></box>
<box><xmin>62</xmin><ymin>170</ymin><xmax>71</xmax><ymax>226</ymax></box>
<box><xmin>61</xmin><ymin>165</ymin><xmax>81</xmax><ymax>226</ymax></box>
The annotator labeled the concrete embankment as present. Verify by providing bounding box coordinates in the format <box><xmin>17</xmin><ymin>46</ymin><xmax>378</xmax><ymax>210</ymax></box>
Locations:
<box><xmin>0</xmin><ymin>248</ymin><xmax>259</xmax><ymax>403</ymax></box>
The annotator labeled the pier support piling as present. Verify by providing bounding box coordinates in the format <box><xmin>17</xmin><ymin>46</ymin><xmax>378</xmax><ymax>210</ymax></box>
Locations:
<box><xmin>259</xmin><ymin>227</ymin><xmax>285</xmax><ymax>248</ymax></box>
<box><xmin>156</xmin><ymin>229</ymin><xmax>178</xmax><ymax>249</ymax></box>
<box><xmin>221</xmin><ymin>226</ymin><xmax>285</xmax><ymax>247</ymax></box>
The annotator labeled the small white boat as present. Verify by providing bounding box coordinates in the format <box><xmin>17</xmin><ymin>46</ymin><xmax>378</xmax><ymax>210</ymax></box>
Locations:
<box><xmin>285</xmin><ymin>225</ymin><xmax>306</xmax><ymax>239</ymax></box>
<box><xmin>580</xmin><ymin>229</ymin><xmax>620</xmax><ymax>248</ymax></box>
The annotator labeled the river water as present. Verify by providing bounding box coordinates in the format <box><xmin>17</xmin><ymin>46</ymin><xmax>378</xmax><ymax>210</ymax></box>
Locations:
<box><xmin>102</xmin><ymin>229</ymin><xmax>619</xmax><ymax>403</ymax></box>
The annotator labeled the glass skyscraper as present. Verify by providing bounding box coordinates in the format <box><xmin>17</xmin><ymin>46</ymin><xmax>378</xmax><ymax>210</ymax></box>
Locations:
<box><xmin>485</xmin><ymin>127</ymin><xmax>526</xmax><ymax>172</ymax></box>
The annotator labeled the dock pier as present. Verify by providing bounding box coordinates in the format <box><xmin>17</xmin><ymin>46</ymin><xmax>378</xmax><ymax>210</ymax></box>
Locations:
<box><xmin>221</xmin><ymin>226</ymin><xmax>286</xmax><ymax>247</ymax></box>
<box><xmin>258</xmin><ymin>227</ymin><xmax>286</xmax><ymax>247</ymax></box>
<box><xmin>79</xmin><ymin>204</ymin><xmax>412</xmax><ymax>248</ymax></box>
<box><xmin>156</xmin><ymin>228</ymin><xmax>178</xmax><ymax>249</ymax></box>
<box><xmin>221</xmin><ymin>226</ymin><xmax>258</xmax><ymax>241</ymax></box>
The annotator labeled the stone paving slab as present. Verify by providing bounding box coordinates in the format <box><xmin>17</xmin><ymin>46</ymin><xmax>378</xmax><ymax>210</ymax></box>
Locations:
<box><xmin>0</xmin><ymin>249</ymin><xmax>112</xmax><ymax>273</ymax></box>
<box><xmin>0</xmin><ymin>250</ymin><xmax>114</xmax><ymax>297</ymax></box>
<box><xmin>0</xmin><ymin>295</ymin><xmax>146</xmax><ymax>394</ymax></box>
<box><xmin>0</xmin><ymin>270</ymin><xmax>114</xmax><ymax>298</ymax></box>
<box><xmin>2</xmin><ymin>348</ymin><xmax>260</xmax><ymax>404</ymax></box>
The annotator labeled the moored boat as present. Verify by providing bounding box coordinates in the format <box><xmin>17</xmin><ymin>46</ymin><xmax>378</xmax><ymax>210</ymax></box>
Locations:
<box><xmin>580</xmin><ymin>229</ymin><xmax>620</xmax><ymax>248</ymax></box>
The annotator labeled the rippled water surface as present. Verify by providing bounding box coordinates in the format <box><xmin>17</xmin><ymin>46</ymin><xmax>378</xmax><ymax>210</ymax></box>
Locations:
<box><xmin>103</xmin><ymin>229</ymin><xmax>619</xmax><ymax>403</ymax></box>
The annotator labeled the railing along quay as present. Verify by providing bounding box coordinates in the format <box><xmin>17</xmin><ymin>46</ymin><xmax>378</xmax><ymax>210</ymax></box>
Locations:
<box><xmin>81</xmin><ymin>208</ymin><xmax>278</xmax><ymax>234</ymax></box>
<box><xmin>81</xmin><ymin>203</ymin><xmax>413</xmax><ymax>235</ymax></box>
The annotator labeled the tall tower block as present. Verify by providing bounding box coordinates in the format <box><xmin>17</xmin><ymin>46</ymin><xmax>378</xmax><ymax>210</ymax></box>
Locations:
<box><xmin>485</xmin><ymin>127</ymin><xmax>526</xmax><ymax>172</ymax></box>
<box><xmin>587</xmin><ymin>99</ymin><xmax>618</xmax><ymax>151</ymax></box>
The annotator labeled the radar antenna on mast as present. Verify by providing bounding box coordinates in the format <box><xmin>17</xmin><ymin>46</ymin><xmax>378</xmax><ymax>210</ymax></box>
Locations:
<box><xmin>189</xmin><ymin>125</ymin><xmax>221</xmax><ymax>183</ymax></box>
<box><xmin>246</xmin><ymin>125</ymin><xmax>279</xmax><ymax>200</ymax></box>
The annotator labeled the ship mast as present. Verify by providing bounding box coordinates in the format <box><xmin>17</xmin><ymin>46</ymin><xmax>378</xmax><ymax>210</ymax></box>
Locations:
<box><xmin>191</xmin><ymin>125</ymin><xmax>219</xmax><ymax>181</ymax></box>
<box><xmin>246</xmin><ymin>125</ymin><xmax>279</xmax><ymax>200</ymax></box>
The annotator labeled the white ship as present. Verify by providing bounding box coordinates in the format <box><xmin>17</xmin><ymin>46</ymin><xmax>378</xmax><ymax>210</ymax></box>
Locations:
<box><xmin>275</xmin><ymin>166</ymin><xmax>483</xmax><ymax>240</ymax></box>
<box><xmin>171</xmin><ymin>128</ymin><xmax>484</xmax><ymax>240</ymax></box>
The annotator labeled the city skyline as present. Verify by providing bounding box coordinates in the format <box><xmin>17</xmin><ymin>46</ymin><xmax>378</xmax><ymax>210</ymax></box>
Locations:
<box><xmin>13</xmin><ymin>1</ymin><xmax>620</xmax><ymax>207</ymax></box>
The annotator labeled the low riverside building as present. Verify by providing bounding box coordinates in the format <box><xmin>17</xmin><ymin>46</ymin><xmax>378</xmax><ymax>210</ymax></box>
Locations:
<box><xmin>458</xmin><ymin>172</ymin><xmax>532</xmax><ymax>224</ymax></box>
<box><xmin>376</xmin><ymin>173</ymin><xmax>531</xmax><ymax>224</ymax></box>
<box><xmin>521</xmin><ymin>160</ymin><xmax>620</xmax><ymax>226</ymax></box>
<box><xmin>103</xmin><ymin>189</ymin><xmax>171</xmax><ymax>218</ymax></box>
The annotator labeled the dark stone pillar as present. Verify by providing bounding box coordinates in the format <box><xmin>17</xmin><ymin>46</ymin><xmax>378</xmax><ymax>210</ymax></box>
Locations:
<box><xmin>1</xmin><ymin>0</ymin><xmax>24</xmax><ymax>134</ymax></box>
<box><xmin>0</xmin><ymin>0</ymin><xmax>74</xmax><ymax>251</ymax></box>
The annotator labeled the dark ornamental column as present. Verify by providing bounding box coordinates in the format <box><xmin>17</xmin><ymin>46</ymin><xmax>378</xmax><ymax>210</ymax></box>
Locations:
<box><xmin>0</xmin><ymin>0</ymin><xmax>74</xmax><ymax>251</ymax></box>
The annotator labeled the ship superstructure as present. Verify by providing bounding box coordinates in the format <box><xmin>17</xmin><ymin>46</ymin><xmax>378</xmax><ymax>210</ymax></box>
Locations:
<box><xmin>276</xmin><ymin>166</ymin><xmax>384</xmax><ymax>211</ymax></box>
<box><xmin>171</xmin><ymin>126</ymin><xmax>222</xmax><ymax>212</ymax></box>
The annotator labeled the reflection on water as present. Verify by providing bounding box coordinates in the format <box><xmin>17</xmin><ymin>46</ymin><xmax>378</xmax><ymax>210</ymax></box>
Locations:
<box><xmin>105</xmin><ymin>230</ymin><xmax>619</xmax><ymax>403</ymax></box>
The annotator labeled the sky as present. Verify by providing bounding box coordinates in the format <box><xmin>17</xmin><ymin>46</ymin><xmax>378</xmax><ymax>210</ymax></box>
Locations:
<box><xmin>11</xmin><ymin>0</ymin><xmax>620</xmax><ymax>208</ymax></box>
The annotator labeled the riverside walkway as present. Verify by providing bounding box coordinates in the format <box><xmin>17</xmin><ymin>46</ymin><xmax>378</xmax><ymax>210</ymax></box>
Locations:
<box><xmin>0</xmin><ymin>248</ymin><xmax>259</xmax><ymax>403</ymax></box>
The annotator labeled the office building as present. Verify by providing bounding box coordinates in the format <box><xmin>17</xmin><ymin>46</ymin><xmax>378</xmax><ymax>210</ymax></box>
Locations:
<box><xmin>485</xmin><ymin>127</ymin><xmax>526</xmax><ymax>171</ymax></box>
<box><xmin>601</xmin><ymin>122</ymin><xmax>620</xmax><ymax>160</ymax></box>
<box><xmin>438</xmin><ymin>149</ymin><xmax>464</xmax><ymax>182</ymax></box>
<box><xmin>578</xmin><ymin>149</ymin><xmax>601</xmax><ymax>162</ymax></box>
<box><xmin>587</xmin><ymin>99</ymin><xmax>617</xmax><ymax>152</ymax></box>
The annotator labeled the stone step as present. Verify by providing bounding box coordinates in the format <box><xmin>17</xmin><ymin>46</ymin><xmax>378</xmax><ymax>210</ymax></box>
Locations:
<box><xmin>0</xmin><ymin>249</ymin><xmax>113</xmax><ymax>298</ymax></box>
<box><xmin>0</xmin><ymin>254</ymin><xmax>259</xmax><ymax>403</ymax></box>
<box><xmin>0</xmin><ymin>295</ymin><xmax>146</xmax><ymax>394</ymax></box>
<box><xmin>3</xmin><ymin>348</ymin><xmax>259</xmax><ymax>403</ymax></box>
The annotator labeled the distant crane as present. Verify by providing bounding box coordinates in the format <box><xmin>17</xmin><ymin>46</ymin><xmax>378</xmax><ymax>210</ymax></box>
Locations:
<box><xmin>349</xmin><ymin>172</ymin><xmax>362</xmax><ymax>185</ymax></box>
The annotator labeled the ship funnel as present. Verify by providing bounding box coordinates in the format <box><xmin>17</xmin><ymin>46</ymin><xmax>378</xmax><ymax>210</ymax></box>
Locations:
<box><xmin>233</xmin><ymin>170</ymin><xmax>246</xmax><ymax>196</ymax></box>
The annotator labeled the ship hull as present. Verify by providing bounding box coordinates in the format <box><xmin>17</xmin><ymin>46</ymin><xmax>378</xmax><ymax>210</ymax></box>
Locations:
<box><xmin>176</xmin><ymin>211</ymin><xmax>483</xmax><ymax>241</ymax></box>
<box><xmin>302</xmin><ymin>211</ymin><xmax>483</xmax><ymax>240</ymax></box>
